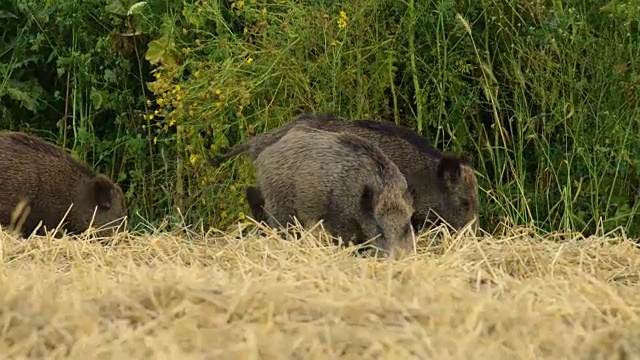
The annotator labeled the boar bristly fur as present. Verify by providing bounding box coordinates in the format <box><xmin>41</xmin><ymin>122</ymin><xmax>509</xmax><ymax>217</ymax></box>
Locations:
<box><xmin>209</xmin><ymin>113</ymin><xmax>336</xmax><ymax>167</ymax></box>
<box><xmin>211</xmin><ymin>113</ymin><xmax>478</xmax><ymax>233</ymax></box>
<box><xmin>253</xmin><ymin>125</ymin><xmax>415</xmax><ymax>257</ymax></box>
<box><xmin>0</xmin><ymin>131</ymin><xmax>127</xmax><ymax>238</ymax></box>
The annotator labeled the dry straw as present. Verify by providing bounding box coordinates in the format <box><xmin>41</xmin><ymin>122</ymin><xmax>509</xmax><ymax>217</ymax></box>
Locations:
<box><xmin>0</xmin><ymin>220</ymin><xmax>639</xmax><ymax>359</ymax></box>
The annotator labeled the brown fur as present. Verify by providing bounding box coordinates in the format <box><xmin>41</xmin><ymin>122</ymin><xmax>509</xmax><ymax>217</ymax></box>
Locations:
<box><xmin>211</xmin><ymin>113</ymin><xmax>479</xmax><ymax>232</ymax></box>
<box><xmin>252</xmin><ymin>125</ymin><xmax>415</xmax><ymax>257</ymax></box>
<box><xmin>0</xmin><ymin>131</ymin><xmax>127</xmax><ymax>238</ymax></box>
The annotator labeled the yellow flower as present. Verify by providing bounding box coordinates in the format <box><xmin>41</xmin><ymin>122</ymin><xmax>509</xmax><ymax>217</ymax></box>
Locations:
<box><xmin>194</xmin><ymin>70</ymin><xmax>200</xmax><ymax>78</ymax></box>
<box><xmin>233</xmin><ymin>1</ymin><xmax>244</xmax><ymax>10</ymax></box>
<box><xmin>215</xmin><ymin>101</ymin><xmax>222</xmax><ymax>108</ymax></box>
<box><xmin>245</xmin><ymin>56</ymin><xmax>254</xmax><ymax>64</ymax></box>
<box><xmin>156</xmin><ymin>98</ymin><xmax>165</xmax><ymax>106</ymax></box>
<box><xmin>337</xmin><ymin>10</ymin><xmax>348</xmax><ymax>29</ymax></box>
<box><xmin>148</xmin><ymin>114</ymin><xmax>155</xmax><ymax>120</ymax></box>
<box><xmin>169</xmin><ymin>118</ymin><xmax>177</xmax><ymax>126</ymax></box>
<box><xmin>146</xmin><ymin>99</ymin><xmax>152</xmax><ymax>106</ymax></box>
<box><xmin>239</xmin><ymin>212</ymin><xmax>246</xmax><ymax>220</ymax></box>
<box><xmin>153</xmin><ymin>137</ymin><xmax>158</xmax><ymax>145</ymax></box>
<box><xmin>189</xmin><ymin>153</ymin><xmax>199</xmax><ymax>165</ymax></box>
<box><xmin>214</xmin><ymin>89</ymin><xmax>221</xmax><ymax>95</ymax></box>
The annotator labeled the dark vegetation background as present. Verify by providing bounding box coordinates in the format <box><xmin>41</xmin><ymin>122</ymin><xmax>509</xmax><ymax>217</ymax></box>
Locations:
<box><xmin>1</xmin><ymin>0</ymin><xmax>639</xmax><ymax>236</ymax></box>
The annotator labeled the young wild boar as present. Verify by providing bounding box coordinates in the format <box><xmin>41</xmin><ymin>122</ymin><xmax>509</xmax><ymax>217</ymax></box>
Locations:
<box><xmin>252</xmin><ymin>124</ymin><xmax>416</xmax><ymax>258</ymax></box>
<box><xmin>0</xmin><ymin>131</ymin><xmax>127</xmax><ymax>238</ymax></box>
<box><xmin>211</xmin><ymin>113</ymin><xmax>479</xmax><ymax>233</ymax></box>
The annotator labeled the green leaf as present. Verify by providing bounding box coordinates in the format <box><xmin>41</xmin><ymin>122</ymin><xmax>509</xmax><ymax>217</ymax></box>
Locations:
<box><xmin>1</xmin><ymin>79</ymin><xmax>43</xmax><ymax>113</ymax></box>
<box><xmin>145</xmin><ymin>35</ymin><xmax>180</xmax><ymax>69</ymax></box>
<box><xmin>90</xmin><ymin>87</ymin><xmax>110</xmax><ymax>110</ymax></box>
<box><xmin>0</xmin><ymin>11</ymin><xmax>18</xmax><ymax>19</ymax></box>
<box><xmin>104</xmin><ymin>69</ymin><xmax>117</xmax><ymax>84</ymax></box>
<box><xmin>127</xmin><ymin>1</ymin><xmax>147</xmax><ymax>16</ymax></box>
<box><xmin>183</xmin><ymin>6</ymin><xmax>204</xmax><ymax>28</ymax></box>
<box><xmin>105</xmin><ymin>0</ymin><xmax>127</xmax><ymax>16</ymax></box>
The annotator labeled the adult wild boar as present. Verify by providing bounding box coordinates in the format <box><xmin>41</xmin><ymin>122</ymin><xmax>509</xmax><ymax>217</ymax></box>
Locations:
<box><xmin>211</xmin><ymin>113</ymin><xmax>479</xmax><ymax>233</ymax></box>
<box><xmin>252</xmin><ymin>124</ymin><xmax>416</xmax><ymax>258</ymax></box>
<box><xmin>0</xmin><ymin>131</ymin><xmax>127</xmax><ymax>238</ymax></box>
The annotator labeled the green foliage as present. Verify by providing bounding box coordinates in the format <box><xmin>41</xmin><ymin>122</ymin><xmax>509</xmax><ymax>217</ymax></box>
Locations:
<box><xmin>1</xmin><ymin>0</ymin><xmax>639</xmax><ymax>237</ymax></box>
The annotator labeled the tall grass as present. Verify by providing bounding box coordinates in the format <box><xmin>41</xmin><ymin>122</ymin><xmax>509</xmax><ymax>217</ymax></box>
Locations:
<box><xmin>0</xmin><ymin>0</ymin><xmax>638</xmax><ymax>237</ymax></box>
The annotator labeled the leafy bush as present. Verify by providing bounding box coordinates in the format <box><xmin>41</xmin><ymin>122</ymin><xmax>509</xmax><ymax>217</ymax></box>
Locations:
<box><xmin>1</xmin><ymin>0</ymin><xmax>639</xmax><ymax>237</ymax></box>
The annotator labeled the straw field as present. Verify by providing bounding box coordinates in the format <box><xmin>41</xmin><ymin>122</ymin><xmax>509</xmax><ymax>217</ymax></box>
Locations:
<box><xmin>0</xmin><ymin>222</ymin><xmax>639</xmax><ymax>359</ymax></box>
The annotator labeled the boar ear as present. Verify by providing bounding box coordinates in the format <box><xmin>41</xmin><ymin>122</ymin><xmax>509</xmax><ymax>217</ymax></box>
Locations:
<box><xmin>459</xmin><ymin>153</ymin><xmax>474</xmax><ymax>167</ymax></box>
<box><xmin>360</xmin><ymin>185</ymin><xmax>375</xmax><ymax>214</ymax></box>
<box><xmin>92</xmin><ymin>174</ymin><xmax>116</xmax><ymax>209</ymax></box>
<box><xmin>437</xmin><ymin>153</ymin><xmax>463</xmax><ymax>185</ymax></box>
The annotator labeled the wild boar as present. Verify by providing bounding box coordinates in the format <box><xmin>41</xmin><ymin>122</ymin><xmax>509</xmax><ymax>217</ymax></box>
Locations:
<box><xmin>252</xmin><ymin>124</ymin><xmax>416</xmax><ymax>258</ymax></box>
<box><xmin>211</xmin><ymin>113</ymin><xmax>479</xmax><ymax>233</ymax></box>
<box><xmin>0</xmin><ymin>131</ymin><xmax>127</xmax><ymax>238</ymax></box>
